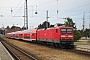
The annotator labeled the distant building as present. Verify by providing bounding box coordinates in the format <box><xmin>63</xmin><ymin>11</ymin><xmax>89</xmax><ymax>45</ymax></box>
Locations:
<box><xmin>5</xmin><ymin>26</ymin><xmax>21</xmax><ymax>34</ymax></box>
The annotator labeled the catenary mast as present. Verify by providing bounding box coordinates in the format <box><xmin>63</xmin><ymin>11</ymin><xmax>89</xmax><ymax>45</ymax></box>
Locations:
<box><xmin>24</xmin><ymin>0</ymin><xmax>28</xmax><ymax>29</ymax></box>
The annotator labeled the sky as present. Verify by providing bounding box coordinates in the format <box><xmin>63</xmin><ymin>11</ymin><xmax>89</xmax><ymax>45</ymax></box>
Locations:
<box><xmin>0</xmin><ymin>0</ymin><xmax>90</xmax><ymax>30</ymax></box>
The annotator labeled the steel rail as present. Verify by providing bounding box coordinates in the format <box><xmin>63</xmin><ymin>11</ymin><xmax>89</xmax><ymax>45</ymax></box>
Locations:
<box><xmin>0</xmin><ymin>38</ymin><xmax>38</xmax><ymax>60</ymax></box>
<box><xmin>0</xmin><ymin>38</ymin><xmax>20</xmax><ymax>60</ymax></box>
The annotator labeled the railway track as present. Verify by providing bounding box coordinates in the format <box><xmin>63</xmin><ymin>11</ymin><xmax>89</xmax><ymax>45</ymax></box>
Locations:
<box><xmin>70</xmin><ymin>46</ymin><xmax>90</xmax><ymax>56</ymax></box>
<box><xmin>1</xmin><ymin>38</ymin><xmax>90</xmax><ymax>60</ymax></box>
<box><xmin>34</xmin><ymin>41</ymin><xmax>90</xmax><ymax>56</ymax></box>
<box><xmin>0</xmin><ymin>38</ymin><xmax>38</xmax><ymax>60</ymax></box>
<box><xmin>51</xmin><ymin>45</ymin><xmax>90</xmax><ymax>56</ymax></box>
<box><xmin>59</xmin><ymin>47</ymin><xmax>90</xmax><ymax>57</ymax></box>
<box><xmin>48</xmin><ymin>44</ymin><xmax>90</xmax><ymax>56</ymax></box>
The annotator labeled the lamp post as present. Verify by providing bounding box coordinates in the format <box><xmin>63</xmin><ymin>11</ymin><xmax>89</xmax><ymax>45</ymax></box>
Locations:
<box><xmin>89</xmin><ymin>12</ymin><xmax>90</xmax><ymax>41</ymax></box>
<box><xmin>2</xmin><ymin>24</ymin><xmax>5</xmax><ymax>35</ymax></box>
<box><xmin>46</xmin><ymin>10</ymin><xmax>49</xmax><ymax>29</ymax></box>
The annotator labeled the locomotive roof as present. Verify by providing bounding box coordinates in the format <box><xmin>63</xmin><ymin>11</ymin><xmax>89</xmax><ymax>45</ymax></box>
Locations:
<box><xmin>38</xmin><ymin>26</ymin><xmax>73</xmax><ymax>30</ymax></box>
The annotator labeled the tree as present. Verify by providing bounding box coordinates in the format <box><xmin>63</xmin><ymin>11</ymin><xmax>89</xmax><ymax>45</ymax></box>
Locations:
<box><xmin>50</xmin><ymin>24</ymin><xmax>54</xmax><ymax>27</ymax></box>
<box><xmin>38</xmin><ymin>24</ymin><xmax>44</xmax><ymax>29</ymax></box>
<box><xmin>22</xmin><ymin>26</ymin><xmax>26</xmax><ymax>30</ymax></box>
<box><xmin>11</xmin><ymin>26</ymin><xmax>16</xmax><ymax>29</ymax></box>
<box><xmin>38</xmin><ymin>21</ymin><xmax>50</xmax><ymax>29</ymax></box>
<box><xmin>74</xmin><ymin>30</ymin><xmax>82</xmax><ymax>41</ymax></box>
<box><xmin>6</xmin><ymin>26</ymin><xmax>10</xmax><ymax>29</ymax></box>
<box><xmin>65</xmin><ymin>17</ymin><xmax>76</xmax><ymax>29</ymax></box>
<box><xmin>11</xmin><ymin>26</ymin><xmax>20</xmax><ymax>29</ymax></box>
<box><xmin>80</xmin><ymin>28</ymin><xmax>90</xmax><ymax>38</ymax></box>
<box><xmin>0</xmin><ymin>30</ymin><xmax>4</xmax><ymax>34</ymax></box>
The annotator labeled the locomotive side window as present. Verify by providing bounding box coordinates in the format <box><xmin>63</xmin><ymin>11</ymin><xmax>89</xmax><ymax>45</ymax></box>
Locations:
<box><xmin>32</xmin><ymin>33</ymin><xmax>34</xmax><ymax>36</ymax></box>
<box><xmin>67</xmin><ymin>29</ymin><xmax>72</xmax><ymax>33</ymax></box>
<box><xmin>56</xmin><ymin>29</ymin><xmax>58</xmax><ymax>33</ymax></box>
<box><xmin>61</xmin><ymin>29</ymin><xmax>66</xmax><ymax>33</ymax></box>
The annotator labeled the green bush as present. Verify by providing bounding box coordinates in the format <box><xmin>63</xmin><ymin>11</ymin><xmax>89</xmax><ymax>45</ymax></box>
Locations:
<box><xmin>74</xmin><ymin>30</ymin><xmax>82</xmax><ymax>42</ymax></box>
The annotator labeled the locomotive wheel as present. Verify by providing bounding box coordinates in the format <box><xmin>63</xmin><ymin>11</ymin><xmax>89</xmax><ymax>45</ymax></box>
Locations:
<box><xmin>53</xmin><ymin>43</ymin><xmax>59</xmax><ymax>47</ymax></box>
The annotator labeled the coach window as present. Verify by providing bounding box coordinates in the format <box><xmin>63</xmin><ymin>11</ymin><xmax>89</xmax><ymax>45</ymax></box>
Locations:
<box><xmin>56</xmin><ymin>29</ymin><xmax>58</xmax><ymax>33</ymax></box>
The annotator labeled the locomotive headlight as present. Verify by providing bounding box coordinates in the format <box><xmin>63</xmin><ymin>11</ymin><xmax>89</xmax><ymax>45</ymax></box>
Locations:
<box><xmin>61</xmin><ymin>35</ymin><xmax>66</xmax><ymax>37</ymax></box>
<box><xmin>68</xmin><ymin>36</ymin><xmax>73</xmax><ymax>37</ymax></box>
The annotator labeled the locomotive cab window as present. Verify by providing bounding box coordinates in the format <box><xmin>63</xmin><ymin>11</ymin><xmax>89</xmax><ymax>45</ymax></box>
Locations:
<box><xmin>56</xmin><ymin>29</ymin><xmax>58</xmax><ymax>33</ymax></box>
<box><xmin>61</xmin><ymin>29</ymin><xmax>66</xmax><ymax>33</ymax></box>
<box><xmin>67</xmin><ymin>29</ymin><xmax>72</xmax><ymax>33</ymax></box>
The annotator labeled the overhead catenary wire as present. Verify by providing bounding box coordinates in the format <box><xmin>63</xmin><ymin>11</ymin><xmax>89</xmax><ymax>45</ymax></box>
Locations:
<box><xmin>13</xmin><ymin>3</ymin><xmax>25</xmax><ymax>17</ymax></box>
<box><xmin>6</xmin><ymin>3</ymin><xmax>25</xmax><ymax>26</ymax></box>
<box><xmin>2</xmin><ymin>0</ymin><xmax>90</xmax><ymax>17</ymax></box>
<box><xmin>5</xmin><ymin>0</ymin><xmax>56</xmax><ymax>26</ymax></box>
<box><xmin>5</xmin><ymin>0</ymin><xmax>24</xmax><ymax>26</ymax></box>
<box><xmin>50</xmin><ymin>2</ymin><xmax>90</xmax><ymax>18</ymax></box>
<box><xmin>29</xmin><ymin>0</ymin><xmax>56</xmax><ymax>7</ymax></box>
<box><xmin>11</xmin><ymin>1</ymin><xmax>90</xmax><ymax>20</ymax></box>
<box><xmin>13</xmin><ymin>0</ymin><xmax>23</xmax><ymax>12</ymax></box>
<box><xmin>0</xmin><ymin>0</ymin><xmax>56</xmax><ymax>10</ymax></box>
<box><xmin>7</xmin><ymin>0</ymin><xmax>23</xmax><ymax>18</ymax></box>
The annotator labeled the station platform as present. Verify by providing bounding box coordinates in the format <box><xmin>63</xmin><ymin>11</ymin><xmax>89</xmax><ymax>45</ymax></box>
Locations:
<box><xmin>0</xmin><ymin>42</ymin><xmax>14</xmax><ymax>60</ymax></box>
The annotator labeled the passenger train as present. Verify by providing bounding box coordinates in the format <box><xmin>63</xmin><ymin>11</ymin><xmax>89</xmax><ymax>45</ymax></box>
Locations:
<box><xmin>5</xmin><ymin>25</ymin><xmax>74</xmax><ymax>48</ymax></box>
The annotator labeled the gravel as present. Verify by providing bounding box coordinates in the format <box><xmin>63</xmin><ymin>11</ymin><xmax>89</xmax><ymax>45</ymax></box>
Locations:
<box><xmin>3</xmin><ymin>38</ymin><xmax>90</xmax><ymax>60</ymax></box>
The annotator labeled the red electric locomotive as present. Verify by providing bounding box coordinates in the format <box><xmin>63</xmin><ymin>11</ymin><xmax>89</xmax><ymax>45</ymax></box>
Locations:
<box><xmin>37</xmin><ymin>26</ymin><xmax>74</xmax><ymax>47</ymax></box>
